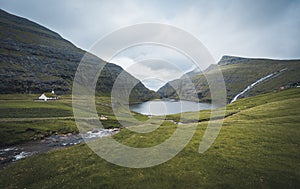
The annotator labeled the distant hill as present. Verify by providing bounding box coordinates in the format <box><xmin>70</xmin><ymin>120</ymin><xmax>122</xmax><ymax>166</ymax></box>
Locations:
<box><xmin>0</xmin><ymin>9</ymin><xmax>158</xmax><ymax>102</ymax></box>
<box><xmin>158</xmin><ymin>55</ymin><xmax>300</xmax><ymax>102</ymax></box>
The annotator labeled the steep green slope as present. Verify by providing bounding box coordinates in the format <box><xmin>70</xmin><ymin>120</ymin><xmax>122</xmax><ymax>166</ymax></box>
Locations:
<box><xmin>158</xmin><ymin>55</ymin><xmax>300</xmax><ymax>102</ymax></box>
<box><xmin>0</xmin><ymin>9</ymin><xmax>157</xmax><ymax>101</ymax></box>
<box><xmin>0</xmin><ymin>88</ymin><xmax>299</xmax><ymax>188</ymax></box>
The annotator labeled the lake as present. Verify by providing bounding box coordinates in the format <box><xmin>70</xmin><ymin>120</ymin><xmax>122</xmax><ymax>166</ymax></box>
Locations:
<box><xmin>130</xmin><ymin>99</ymin><xmax>216</xmax><ymax>116</ymax></box>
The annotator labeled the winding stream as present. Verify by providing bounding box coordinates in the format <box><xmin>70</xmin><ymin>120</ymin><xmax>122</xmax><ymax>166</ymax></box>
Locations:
<box><xmin>4</xmin><ymin>70</ymin><xmax>286</xmax><ymax>169</ymax></box>
<box><xmin>0</xmin><ymin>128</ymin><xmax>119</xmax><ymax>169</ymax></box>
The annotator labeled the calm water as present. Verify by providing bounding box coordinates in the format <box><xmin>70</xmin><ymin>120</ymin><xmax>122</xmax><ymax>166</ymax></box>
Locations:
<box><xmin>130</xmin><ymin>99</ymin><xmax>216</xmax><ymax>116</ymax></box>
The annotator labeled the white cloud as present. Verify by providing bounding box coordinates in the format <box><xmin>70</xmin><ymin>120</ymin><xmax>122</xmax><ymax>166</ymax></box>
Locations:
<box><xmin>2</xmin><ymin>0</ymin><xmax>299</xmax><ymax>60</ymax></box>
<box><xmin>110</xmin><ymin>44</ymin><xmax>197</xmax><ymax>89</ymax></box>
<box><xmin>1</xmin><ymin>0</ymin><xmax>300</xmax><ymax>89</ymax></box>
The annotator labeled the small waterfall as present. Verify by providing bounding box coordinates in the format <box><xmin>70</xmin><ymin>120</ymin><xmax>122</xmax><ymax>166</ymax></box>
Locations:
<box><xmin>230</xmin><ymin>68</ymin><xmax>287</xmax><ymax>103</ymax></box>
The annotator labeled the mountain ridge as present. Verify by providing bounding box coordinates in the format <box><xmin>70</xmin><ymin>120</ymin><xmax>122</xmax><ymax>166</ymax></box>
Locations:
<box><xmin>0</xmin><ymin>9</ymin><xmax>158</xmax><ymax>102</ymax></box>
<box><xmin>158</xmin><ymin>55</ymin><xmax>300</xmax><ymax>102</ymax></box>
<box><xmin>218</xmin><ymin>55</ymin><xmax>299</xmax><ymax>66</ymax></box>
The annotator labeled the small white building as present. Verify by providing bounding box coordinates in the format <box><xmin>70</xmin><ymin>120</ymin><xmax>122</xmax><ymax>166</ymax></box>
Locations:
<box><xmin>38</xmin><ymin>92</ymin><xmax>57</xmax><ymax>101</ymax></box>
<box><xmin>38</xmin><ymin>93</ymin><xmax>49</xmax><ymax>101</ymax></box>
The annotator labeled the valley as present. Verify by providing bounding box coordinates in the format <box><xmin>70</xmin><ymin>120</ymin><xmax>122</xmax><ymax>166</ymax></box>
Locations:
<box><xmin>0</xmin><ymin>88</ymin><xmax>299</xmax><ymax>188</ymax></box>
<box><xmin>0</xmin><ymin>7</ymin><xmax>300</xmax><ymax>189</ymax></box>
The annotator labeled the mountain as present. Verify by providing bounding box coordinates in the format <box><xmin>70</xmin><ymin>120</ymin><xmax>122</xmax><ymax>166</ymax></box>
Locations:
<box><xmin>0</xmin><ymin>9</ymin><xmax>158</xmax><ymax>102</ymax></box>
<box><xmin>181</xmin><ymin>67</ymin><xmax>202</xmax><ymax>79</ymax></box>
<box><xmin>158</xmin><ymin>55</ymin><xmax>300</xmax><ymax>102</ymax></box>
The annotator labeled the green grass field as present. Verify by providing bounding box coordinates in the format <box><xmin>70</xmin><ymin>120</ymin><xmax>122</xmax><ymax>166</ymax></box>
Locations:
<box><xmin>0</xmin><ymin>94</ymin><xmax>142</xmax><ymax>146</ymax></box>
<box><xmin>0</xmin><ymin>89</ymin><xmax>300</xmax><ymax>188</ymax></box>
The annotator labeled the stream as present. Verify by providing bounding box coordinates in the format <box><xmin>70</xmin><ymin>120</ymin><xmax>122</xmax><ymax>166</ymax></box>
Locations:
<box><xmin>0</xmin><ymin>128</ymin><xmax>119</xmax><ymax>169</ymax></box>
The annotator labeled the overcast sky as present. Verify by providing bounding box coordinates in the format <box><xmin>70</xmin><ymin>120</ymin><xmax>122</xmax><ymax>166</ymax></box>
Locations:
<box><xmin>1</xmin><ymin>0</ymin><xmax>300</xmax><ymax>90</ymax></box>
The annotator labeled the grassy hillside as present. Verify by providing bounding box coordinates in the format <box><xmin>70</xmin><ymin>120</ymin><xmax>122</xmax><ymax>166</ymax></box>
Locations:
<box><xmin>158</xmin><ymin>56</ymin><xmax>300</xmax><ymax>102</ymax></box>
<box><xmin>0</xmin><ymin>9</ymin><xmax>158</xmax><ymax>101</ymax></box>
<box><xmin>1</xmin><ymin>88</ymin><xmax>299</xmax><ymax>188</ymax></box>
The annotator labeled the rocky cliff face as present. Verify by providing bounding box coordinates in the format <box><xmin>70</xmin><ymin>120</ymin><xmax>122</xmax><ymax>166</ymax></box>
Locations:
<box><xmin>0</xmin><ymin>9</ymin><xmax>157</xmax><ymax>102</ymax></box>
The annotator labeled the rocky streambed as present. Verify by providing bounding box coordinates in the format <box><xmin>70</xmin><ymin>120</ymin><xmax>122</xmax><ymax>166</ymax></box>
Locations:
<box><xmin>0</xmin><ymin>128</ymin><xmax>119</xmax><ymax>169</ymax></box>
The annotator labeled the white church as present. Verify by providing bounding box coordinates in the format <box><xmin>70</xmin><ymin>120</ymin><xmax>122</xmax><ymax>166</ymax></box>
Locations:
<box><xmin>38</xmin><ymin>89</ymin><xmax>57</xmax><ymax>101</ymax></box>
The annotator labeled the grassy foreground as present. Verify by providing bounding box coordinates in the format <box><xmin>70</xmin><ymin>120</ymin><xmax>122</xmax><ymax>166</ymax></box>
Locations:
<box><xmin>0</xmin><ymin>89</ymin><xmax>300</xmax><ymax>188</ymax></box>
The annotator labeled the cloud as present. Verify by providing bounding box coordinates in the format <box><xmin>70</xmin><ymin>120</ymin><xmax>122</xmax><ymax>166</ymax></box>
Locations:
<box><xmin>110</xmin><ymin>44</ymin><xmax>198</xmax><ymax>89</ymax></box>
<box><xmin>111</xmin><ymin>57</ymin><xmax>189</xmax><ymax>85</ymax></box>
<box><xmin>141</xmin><ymin>78</ymin><xmax>166</xmax><ymax>91</ymax></box>
<box><xmin>2</xmin><ymin>0</ymin><xmax>299</xmax><ymax>60</ymax></box>
<box><xmin>111</xmin><ymin>45</ymin><xmax>196</xmax><ymax>71</ymax></box>
<box><xmin>1</xmin><ymin>0</ymin><xmax>300</xmax><ymax>89</ymax></box>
